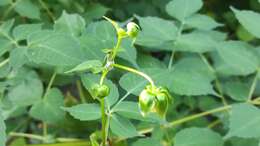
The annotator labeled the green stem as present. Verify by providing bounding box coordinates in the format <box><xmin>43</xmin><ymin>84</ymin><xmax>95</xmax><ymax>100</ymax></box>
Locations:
<box><xmin>100</xmin><ymin>70</ymin><xmax>108</xmax><ymax>85</ymax></box>
<box><xmin>43</xmin><ymin>72</ymin><xmax>57</xmax><ymax>98</ymax></box>
<box><xmin>110</xmin><ymin>37</ymin><xmax>122</xmax><ymax>60</ymax></box>
<box><xmin>0</xmin><ymin>58</ymin><xmax>9</xmax><ymax>68</ymax></box>
<box><xmin>247</xmin><ymin>70</ymin><xmax>259</xmax><ymax>101</ymax></box>
<box><xmin>199</xmin><ymin>54</ymin><xmax>228</xmax><ymax>106</ymax></box>
<box><xmin>168</xmin><ymin>21</ymin><xmax>184</xmax><ymax>69</ymax></box>
<box><xmin>100</xmin><ymin>98</ymin><xmax>107</xmax><ymax>146</ymax></box>
<box><xmin>76</xmin><ymin>80</ymin><xmax>86</xmax><ymax>103</ymax></box>
<box><xmin>168</xmin><ymin>51</ymin><xmax>175</xmax><ymax>69</ymax></box>
<box><xmin>42</xmin><ymin>71</ymin><xmax>57</xmax><ymax>138</ymax></box>
<box><xmin>9</xmin><ymin>132</ymin><xmax>45</xmax><ymax>141</ymax></box>
<box><xmin>43</xmin><ymin>123</ymin><xmax>48</xmax><ymax>137</ymax></box>
<box><xmin>112</xmin><ymin>63</ymin><xmax>155</xmax><ymax>87</ymax></box>
<box><xmin>166</xmin><ymin>105</ymin><xmax>231</xmax><ymax>128</ymax></box>
<box><xmin>104</xmin><ymin>114</ymin><xmax>111</xmax><ymax>143</ymax></box>
<box><xmin>38</xmin><ymin>0</ymin><xmax>55</xmax><ymax>22</ymax></box>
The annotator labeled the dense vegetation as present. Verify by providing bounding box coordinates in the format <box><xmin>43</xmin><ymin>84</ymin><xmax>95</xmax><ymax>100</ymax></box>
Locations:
<box><xmin>1</xmin><ymin>0</ymin><xmax>260</xmax><ymax>146</ymax></box>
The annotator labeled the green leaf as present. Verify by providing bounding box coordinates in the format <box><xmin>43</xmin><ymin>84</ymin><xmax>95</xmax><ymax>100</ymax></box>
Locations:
<box><xmin>14</xmin><ymin>0</ymin><xmax>40</xmax><ymax>19</ymax></box>
<box><xmin>0</xmin><ymin>19</ymin><xmax>15</xmax><ymax>38</ymax></box>
<box><xmin>65</xmin><ymin>60</ymin><xmax>103</xmax><ymax>74</ymax></box>
<box><xmin>135</xmin><ymin>16</ymin><xmax>177</xmax><ymax>50</ymax></box>
<box><xmin>173</xmin><ymin>56</ymin><xmax>215</xmax><ymax>81</ymax></box>
<box><xmin>174</xmin><ymin>31</ymin><xmax>217</xmax><ymax>53</ymax></box>
<box><xmin>118</xmin><ymin>38</ymin><xmax>138</xmax><ymax>67</ymax></box>
<box><xmin>62</xmin><ymin>103</ymin><xmax>101</xmax><ymax>121</ymax></box>
<box><xmin>0</xmin><ymin>38</ymin><xmax>13</xmax><ymax>56</ymax></box>
<box><xmin>7</xmin><ymin>71</ymin><xmax>43</xmax><ymax>107</ymax></box>
<box><xmin>83</xmin><ymin>3</ymin><xmax>110</xmax><ymax>23</ymax></box>
<box><xmin>0</xmin><ymin>0</ymin><xmax>11</xmax><ymax>6</ymax></box>
<box><xmin>137</xmin><ymin>52</ymin><xmax>166</xmax><ymax>68</ymax></box>
<box><xmin>0</xmin><ymin>110</ymin><xmax>6</xmax><ymax>146</ymax></box>
<box><xmin>54</xmin><ymin>11</ymin><xmax>86</xmax><ymax>37</ymax></box>
<box><xmin>12</xmin><ymin>23</ymin><xmax>42</xmax><ymax>41</ymax></box>
<box><xmin>186</xmin><ymin>14</ymin><xmax>222</xmax><ymax>30</ymax></box>
<box><xmin>226</xmin><ymin>103</ymin><xmax>260</xmax><ymax>139</ymax></box>
<box><xmin>228</xmin><ymin>137</ymin><xmax>259</xmax><ymax>146</ymax></box>
<box><xmin>164</xmin><ymin>66</ymin><xmax>215</xmax><ymax>96</ymax></box>
<box><xmin>175</xmin><ymin>128</ymin><xmax>224</xmax><ymax>146</ymax></box>
<box><xmin>27</xmin><ymin>30</ymin><xmax>85</xmax><ymax>66</ymax></box>
<box><xmin>9</xmin><ymin>47</ymin><xmax>28</xmax><ymax>70</ymax></box>
<box><xmin>81</xmin><ymin>74</ymin><xmax>119</xmax><ymax>107</ymax></box>
<box><xmin>132</xmin><ymin>138</ymin><xmax>162</xmax><ymax>146</ymax></box>
<box><xmin>30</xmin><ymin>88</ymin><xmax>65</xmax><ymax>124</ymax></box>
<box><xmin>223</xmin><ymin>80</ymin><xmax>250</xmax><ymax>101</ymax></box>
<box><xmin>216</xmin><ymin>41</ymin><xmax>258</xmax><ymax>76</ymax></box>
<box><xmin>231</xmin><ymin>7</ymin><xmax>260</xmax><ymax>38</ymax></box>
<box><xmin>112</xmin><ymin>101</ymin><xmax>162</xmax><ymax>123</ymax></box>
<box><xmin>110</xmin><ymin>114</ymin><xmax>139</xmax><ymax>138</ymax></box>
<box><xmin>80</xmin><ymin>21</ymin><xmax>115</xmax><ymax>60</ymax></box>
<box><xmin>166</xmin><ymin>0</ymin><xmax>203</xmax><ymax>21</ymax></box>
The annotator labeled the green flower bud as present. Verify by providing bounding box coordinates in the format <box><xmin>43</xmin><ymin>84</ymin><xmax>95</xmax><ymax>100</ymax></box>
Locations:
<box><xmin>155</xmin><ymin>87</ymin><xmax>173</xmax><ymax>118</ymax></box>
<box><xmin>154</xmin><ymin>92</ymin><xmax>169</xmax><ymax>118</ymax></box>
<box><xmin>91</xmin><ymin>84</ymin><xmax>110</xmax><ymax>99</ymax></box>
<box><xmin>138</xmin><ymin>89</ymin><xmax>156</xmax><ymax>116</ymax></box>
<box><xmin>126</xmin><ymin>22</ymin><xmax>139</xmax><ymax>38</ymax></box>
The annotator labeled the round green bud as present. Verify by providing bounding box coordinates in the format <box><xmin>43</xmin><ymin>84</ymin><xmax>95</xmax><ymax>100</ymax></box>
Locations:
<box><xmin>138</xmin><ymin>89</ymin><xmax>156</xmax><ymax>116</ymax></box>
<box><xmin>154</xmin><ymin>92</ymin><xmax>169</xmax><ymax>118</ymax></box>
<box><xmin>126</xmin><ymin>22</ymin><xmax>139</xmax><ymax>38</ymax></box>
<box><xmin>91</xmin><ymin>84</ymin><xmax>110</xmax><ymax>99</ymax></box>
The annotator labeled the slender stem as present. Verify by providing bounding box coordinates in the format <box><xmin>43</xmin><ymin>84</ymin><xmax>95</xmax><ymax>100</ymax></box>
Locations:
<box><xmin>207</xmin><ymin>119</ymin><xmax>221</xmax><ymax>128</ymax></box>
<box><xmin>165</xmin><ymin>105</ymin><xmax>231</xmax><ymax>128</ymax></box>
<box><xmin>100</xmin><ymin>98</ymin><xmax>107</xmax><ymax>146</ymax></box>
<box><xmin>100</xmin><ymin>70</ymin><xmax>108</xmax><ymax>85</ymax></box>
<box><xmin>76</xmin><ymin>80</ymin><xmax>86</xmax><ymax>103</ymax></box>
<box><xmin>111</xmin><ymin>92</ymin><xmax>132</xmax><ymax>112</ymax></box>
<box><xmin>42</xmin><ymin>71</ymin><xmax>57</xmax><ymax>138</ymax></box>
<box><xmin>43</xmin><ymin>123</ymin><xmax>48</xmax><ymax>137</ymax></box>
<box><xmin>1</xmin><ymin>3</ymin><xmax>14</xmax><ymax>20</ymax></box>
<box><xmin>168</xmin><ymin>51</ymin><xmax>175</xmax><ymax>69</ymax></box>
<box><xmin>9</xmin><ymin>132</ymin><xmax>45</xmax><ymax>141</ymax></box>
<box><xmin>113</xmin><ymin>63</ymin><xmax>155</xmax><ymax>87</ymax></box>
<box><xmin>247</xmin><ymin>70</ymin><xmax>259</xmax><ymax>101</ymax></box>
<box><xmin>38</xmin><ymin>0</ymin><xmax>55</xmax><ymax>22</ymax></box>
<box><xmin>199</xmin><ymin>54</ymin><xmax>228</xmax><ymax>106</ymax></box>
<box><xmin>104</xmin><ymin>114</ymin><xmax>111</xmax><ymax>143</ymax></box>
<box><xmin>0</xmin><ymin>58</ymin><xmax>9</xmax><ymax>68</ymax></box>
<box><xmin>110</xmin><ymin>37</ymin><xmax>122</xmax><ymax>60</ymax></box>
<box><xmin>43</xmin><ymin>72</ymin><xmax>57</xmax><ymax>98</ymax></box>
<box><xmin>168</xmin><ymin>21</ymin><xmax>184</xmax><ymax>69</ymax></box>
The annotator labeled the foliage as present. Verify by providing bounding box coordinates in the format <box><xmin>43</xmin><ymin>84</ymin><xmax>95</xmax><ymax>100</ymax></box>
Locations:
<box><xmin>0</xmin><ymin>0</ymin><xmax>260</xmax><ymax>146</ymax></box>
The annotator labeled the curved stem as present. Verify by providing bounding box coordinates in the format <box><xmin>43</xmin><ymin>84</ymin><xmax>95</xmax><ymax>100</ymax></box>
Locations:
<box><xmin>112</xmin><ymin>63</ymin><xmax>155</xmax><ymax>87</ymax></box>
<box><xmin>0</xmin><ymin>58</ymin><xmax>9</xmax><ymax>68</ymax></box>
